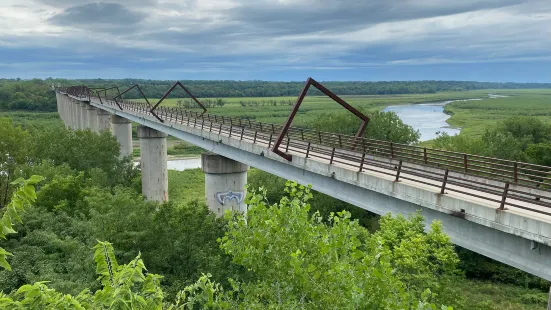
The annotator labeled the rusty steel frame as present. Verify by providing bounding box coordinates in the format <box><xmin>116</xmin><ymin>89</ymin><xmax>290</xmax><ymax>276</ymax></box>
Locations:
<box><xmin>113</xmin><ymin>84</ymin><xmax>151</xmax><ymax>108</ymax></box>
<box><xmin>150</xmin><ymin>81</ymin><xmax>207</xmax><ymax>123</ymax></box>
<box><xmin>95</xmin><ymin>86</ymin><xmax>122</xmax><ymax>109</ymax></box>
<box><xmin>272</xmin><ymin>77</ymin><xmax>370</xmax><ymax>161</ymax></box>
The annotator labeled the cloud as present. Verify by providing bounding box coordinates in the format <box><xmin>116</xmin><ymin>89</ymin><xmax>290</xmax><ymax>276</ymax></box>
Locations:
<box><xmin>48</xmin><ymin>2</ymin><xmax>145</xmax><ymax>32</ymax></box>
<box><xmin>0</xmin><ymin>0</ymin><xmax>549</xmax><ymax>81</ymax></box>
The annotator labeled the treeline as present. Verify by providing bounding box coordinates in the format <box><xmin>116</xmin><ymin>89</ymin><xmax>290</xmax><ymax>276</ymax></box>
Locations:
<box><xmin>2</xmin><ymin>77</ymin><xmax>550</xmax><ymax>112</ymax></box>
<box><xmin>0</xmin><ymin>79</ymin><xmax>57</xmax><ymax>111</ymax></box>
<box><xmin>57</xmin><ymin>78</ymin><xmax>551</xmax><ymax>98</ymax></box>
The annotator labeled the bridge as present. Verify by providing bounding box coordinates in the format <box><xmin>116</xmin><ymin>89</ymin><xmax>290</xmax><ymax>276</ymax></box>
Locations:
<box><xmin>55</xmin><ymin>80</ymin><xmax>551</xmax><ymax>282</ymax></box>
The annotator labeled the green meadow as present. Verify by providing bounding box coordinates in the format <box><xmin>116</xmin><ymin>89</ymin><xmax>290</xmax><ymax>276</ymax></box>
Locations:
<box><xmin>444</xmin><ymin>89</ymin><xmax>551</xmax><ymax>137</ymax></box>
<box><xmin>139</xmin><ymin>90</ymin><xmax>506</xmax><ymax>127</ymax></box>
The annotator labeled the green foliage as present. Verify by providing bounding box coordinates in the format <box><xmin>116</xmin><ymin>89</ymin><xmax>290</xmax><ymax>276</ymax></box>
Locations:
<box><xmin>167</xmin><ymin>142</ymin><xmax>204</xmax><ymax>157</ymax></box>
<box><xmin>433</xmin><ymin>116</ymin><xmax>551</xmax><ymax>162</ymax></box>
<box><xmin>0</xmin><ymin>79</ymin><xmax>56</xmax><ymax>111</ymax></box>
<box><xmin>373</xmin><ymin>213</ymin><xmax>460</xmax><ymax>305</ymax></box>
<box><xmin>0</xmin><ymin>241</ymin><xmax>165</xmax><ymax>309</ymax></box>
<box><xmin>48</xmin><ymin>78</ymin><xmax>551</xmax><ymax>99</ymax></box>
<box><xmin>181</xmin><ymin>182</ymin><xmax>456</xmax><ymax>309</ymax></box>
<box><xmin>0</xmin><ymin>175</ymin><xmax>44</xmax><ymax>271</ymax></box>
<box><xmin>248</xmin><ymin>168</ymin><xmax>379</xmax><ymax>230</ymax></box>
<box><xmin>443</xmin><ymin>91</ymin><xmax>551</xmax><ymax>137</ymax></box>
<box><xmin>167</xmin><ymin>169</ymin><xmax>205</xmax><ymax>206</ymax></box>
<box><xmin>29</xmin><ymin>128</ymin><xmax>137</xmax><ymax>186</ymax></box>
<box><xmin>310</xmin><ymin>110</ymin><xmax>420</xmax><ymax>144</ymax></box>
<box><xmin>0</xmin><ymin>118</ymin><xmax>31</xmax><ymax>208</ymax></box>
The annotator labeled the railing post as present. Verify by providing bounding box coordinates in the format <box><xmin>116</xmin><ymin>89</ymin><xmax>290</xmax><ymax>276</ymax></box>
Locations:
<box><xmin>390</xmin><ymin>143</ymin><xmax>394</xmax><ymax>158</ymax></box>
<box><xmin>338</xmin><ymin>134</ymin><xmax>342</xmax><ymax>148</ymax></box>
<box><xmin>440</xmin><ymin>169</ymin><xmax>449</xmax><ymax>194</ymax></box>
<box><xmin>330</xmin><ymin>147</ymin><xmax>335</xmax><ymax>164</ymax></box>
<box><xmin>514</xmin><ymin>162</ymin><xmax>518</xmax><ymax>183</ymax></box>
<box><xmin>395</xmin><ymin>160</ymin><xmax>403</xmax><ymax>182</ymax></box>
<box><xmin>318</xmin><ymin>131</ymin><xmax>322</xmax><ymax>144</ymax></box>
<box><xmin>201</xmin><ymin>118</ymin><xmax>205</xmax><ymax>130</ymax></box>
<box><xmin>271</xmin><ymin>124</ymin><xmax>275</xmax><ymax>133</ymax></box>
<box><xmin>359</xmin><ymin>151</ymin><xmax>366</xmax><ymax>172</ymax></box>
<box><xmin>218</xmin><ymin>123</ymin><xmax>222</xmax><ymax>134</ymax></box>
<box><xmin>285</xmin><ymin>137</ymin><xmax>290</xmax><ymax>152</ymax></box>
<box><xmin>306</xmin><ymin>142</ymin><xmax>311</xmax><ymax>158</ymax></box>
<box><xmin>423</xmin><ymin>148</ymin><xmax>428</xmax><ymax>164</ymax></box>
<box><xmin>240</xmin><ymin>127</ymin><xmax>245</xmax><ymax>140</ymax></box>
<box><xmin>229</xmin><ymin>125</ymin><xmax>233</xmax><ymax>138</ymax></box>
<box><xmin>253</xmin><ymin>131</ymin><xmax>257</xmax><ymax>144</ymax></box>
<box><xmin>500</xmin><ymin>182</ymin><xmax>510</xmax><ymax>210</ymax></box>
<box><xmin>301</xmin><ymin>129</ymin><xmax>304</xmax><ymax>140</ymax></box>
<box><xmin>464</xmin><ymin>154</ymin><xmax>468</xmax><ymax>172</ymax></box>
<box><xmin>268</xmin><ymin>134</ymin><xmax>273</xmax><ymax>148</ymax></box>
<box><xmin>194</xmin><ymin>117</ymin><xmax>197</xmax><ymax>128</ymax></box>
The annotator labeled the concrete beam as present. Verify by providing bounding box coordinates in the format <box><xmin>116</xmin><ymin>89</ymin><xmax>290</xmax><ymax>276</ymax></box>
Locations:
<box><xmin>137</xmin><ymin>126</ymin><xmax>168</xmax><ymax>202</ymax></box>
<box><xmin>202</xmin><ymin>152</ymin><xmax>248</xmax><ymax>216</ymax></box>
<box><xmin>111</xmin><ymin>115</ymin><xmax>133</xmax><ymax>158</ymax></box>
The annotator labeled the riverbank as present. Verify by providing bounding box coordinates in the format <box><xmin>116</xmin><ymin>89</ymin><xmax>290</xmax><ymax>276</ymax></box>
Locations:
<box><xmin>443</xmin><ymin>89</ymin><xmax>551</xmax><ymax>137</ymax></box>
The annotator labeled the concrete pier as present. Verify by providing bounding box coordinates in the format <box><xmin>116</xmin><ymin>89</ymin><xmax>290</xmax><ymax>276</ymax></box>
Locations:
<box><xmin>86</xmin><ymin>105</ymin><xmax>98</xmax><ymax>132</ymax></box>
<box><xmin>97</xmin><ymin>110</ymin><xmax>111</xmax><ymax>131</ymax></box>
<box><xmin>137</xmin><ymin>126</ymin><xmax>168</xmax><ymax>202</ymax></box>
<box><xmin>70</xmin><ymin>99</ymin><xmax>78</xmax><ymax>129</ymax></box>
<box><xmin>79</xmin><ymin>102</ymin><xmax>88</xmax><ymax>130</ymax></box>
<box><xmin>201</xmin><ymin>152</ymin><xmax>248</xmax><ymax>216</ymax></box>
<box><xmin>111</xmin><ymin>115</ymin><xmax>133</xmax><ymax>158</ymax></box>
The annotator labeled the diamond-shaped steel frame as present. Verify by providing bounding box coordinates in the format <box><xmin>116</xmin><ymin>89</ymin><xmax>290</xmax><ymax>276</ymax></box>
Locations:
<box><xmin>272</xmin><ymin>77</ymin><xmax>370</xmax><ymax>161</ymax></box>
<box><xmin>113</xmin><ymin>84</ymin><xmax>151</xmax><ymax>110</ymax></box>
<box><xmin>150</xmin><ymin>81</ymin><xmax>207</xmax><ymax>122</ymax></box>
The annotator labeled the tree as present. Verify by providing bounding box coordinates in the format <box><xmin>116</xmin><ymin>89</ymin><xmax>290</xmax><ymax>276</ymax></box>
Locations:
<box><xmin>179</xmin><ymin>182</ymin><xmax>456</xmax><ymax>308</ymax></box>
<box><xmin>309</xmin><ymin>110</ymin><xmax>420</xmax><ymax>144</ymax></box>
<box><xmin>0</xmin><ymin>175</ymin><xmax>44</xmax><ymax>271</ymax></box>
<box><xmin>0</xmin><ymin>118</ymin><xmax>30</xmax><ymax>208</ymax></box>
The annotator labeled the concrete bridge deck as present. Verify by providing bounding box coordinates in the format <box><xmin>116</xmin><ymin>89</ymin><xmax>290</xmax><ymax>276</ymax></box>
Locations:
<box><xmin>56</xmin><ymin>92</ymin><xmax>551</xmax><ymax>282</ymax></box>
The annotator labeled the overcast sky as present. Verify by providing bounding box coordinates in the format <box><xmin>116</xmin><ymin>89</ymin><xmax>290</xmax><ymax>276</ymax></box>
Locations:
<box><xmin>0</xmin><ymin>0</ymin><xmax>549</xmax><ymax>81</ymax></box>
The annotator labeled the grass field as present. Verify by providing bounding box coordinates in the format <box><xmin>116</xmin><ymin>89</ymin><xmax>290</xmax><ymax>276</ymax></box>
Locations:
<box><xmin>0</xmin><ymin>111</ymin><xmax>62</xmax><ymax>128</ymax></box>
<box><xmin>139</xmin><ymin>90</ymin><xmax>508</xmax><ymax>127</ymax></box>
<box><xmin>444</xmin><ymin>89</ymin><xmax>551</xmax><ymax>137</ymax></box>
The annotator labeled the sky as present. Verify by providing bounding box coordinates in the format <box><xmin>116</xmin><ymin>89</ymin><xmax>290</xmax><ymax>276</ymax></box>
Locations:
<box><xmin>0</xmin><ymin>0</ymin><xmax>550</xmax><ymax>82</ymax></box>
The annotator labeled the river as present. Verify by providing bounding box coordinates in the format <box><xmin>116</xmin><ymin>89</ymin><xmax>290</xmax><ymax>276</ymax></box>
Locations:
<box><xmin>167</xmin><ymin>157</ymin><xmax>202</xmax><ymax>171</ymax></box>
<box><xmin>383</xmin><ymin>99</ymin><xmax>482</xmax><ymax>141</ymax></box>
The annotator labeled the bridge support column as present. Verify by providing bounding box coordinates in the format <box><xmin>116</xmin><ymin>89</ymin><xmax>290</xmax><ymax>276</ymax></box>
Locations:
<box><xmin>86</xmin><ymin>105</ymin><xmax>98</xmax><ymax>132</ymax></box>
<box><xmin>71</xmin><ymin>99</ymin><xmax>79</xmax><ymax>129</ymax></box>
<box><xmin>201</xmin><ymin>152</ymin><xmax>248</xmax><ymax>217</ymax></box>
<box><xmin>79</xmin><ymin>102</ymin><xmax>88</xmax><ymax>130</ymax></box>
<box><xmin>111</xmin><ymin>115</ymin><xmax>133</xmax><ymax>158</ymax></box>
<box><xmin>137</xmin><ymin>126</ymin><xmax>168</xmax><ymax>203</ymax></box>
<box><xmin>97</xmin><ymin>110</ymin><xmax>111</xmax><ymax>132</ymax></box>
